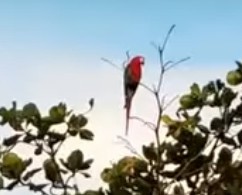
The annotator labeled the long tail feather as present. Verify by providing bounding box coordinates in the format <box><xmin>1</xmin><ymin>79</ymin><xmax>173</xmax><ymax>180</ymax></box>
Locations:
<box><xmin>124</xmin><ymin>99</ymin><xmax>132</xmax><ymax>136</ymax></box>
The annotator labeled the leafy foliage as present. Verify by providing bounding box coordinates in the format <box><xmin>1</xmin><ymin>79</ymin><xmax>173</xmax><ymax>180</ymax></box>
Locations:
<box><xmin>99</xmin><ymin>60</ymin><xmax>242</xmax><ymax>195</ymax></box>
<box><xmin>0</xmin><ymin>101</ymin><xmax>96</xmax><ymax>195</ymax></box>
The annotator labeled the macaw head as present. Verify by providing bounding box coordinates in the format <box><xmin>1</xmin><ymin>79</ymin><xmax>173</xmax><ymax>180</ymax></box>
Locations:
<box><xmin>130</xmin><ymin>55</ymin><xmax>145</xmax><ymax>67</ymax></box>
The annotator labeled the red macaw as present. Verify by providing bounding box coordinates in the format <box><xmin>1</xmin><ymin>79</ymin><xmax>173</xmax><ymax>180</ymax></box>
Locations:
<box><xmin>124</xmin><ymin>55</ymin><xmax>145</xmax><ymax>135</ymax></box>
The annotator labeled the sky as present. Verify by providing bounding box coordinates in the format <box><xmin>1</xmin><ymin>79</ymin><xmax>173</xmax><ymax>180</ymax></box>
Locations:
<box><xmin>0</xmin><ymin>0</ymin><xmax>242</xmax><ymax>194</ymax></box>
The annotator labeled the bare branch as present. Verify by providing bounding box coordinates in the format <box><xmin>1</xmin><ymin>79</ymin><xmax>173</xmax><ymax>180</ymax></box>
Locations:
<box><xmin>101</xmin><ymin>57</ymin><xmax>123</xmax><ymax>71</ymax></box>
<box><xmin>139</xmin><ymin>82</ymin><xmax>155</xmax><ymax>94</ymax></box>
<box><xmin>129</xmin><ymin>116</ymin><xmax>156</xmax><ymax>130</ymax></box>
<box><xmin>165</xmin><ymin>56</ymin><xmax>191</xmax><ymax>72</ymax></box>
<box><xmin>156</xmin><ymin>25</ymin><xmax>176</xmax><ymax>93</ymax></box>
<box><xmin>152</xmin><ymin>26</ymin><xmax>177</xmax><ymax>191</ymax></box>
<box><xmin>82</xmin><ymin>98</ymin><xmax>95</xmax><ymax>115</ymax></box>
<box><xmin>101</xmin><ymin>50</ymin><xmax>131</xmax><ymax>71</ymax></box>
<box><xmin>150</xmin><ymin>41</ymin><xmax>159</xmax><ymax>50</ymax></box>
<box><xmin>163</xmin><ymin>95</ymin><xmax>179</xmax><ymax>111</ymax></box>
<box><xmin>116</xmin><ymin>136</ymin><xmax>143</xmax><ymax>159</ymax></box>
<box><xmin>161</xmin><ymin>24</ymin><xmax>176</xmax><ymax>52</ymax></box>
<box><xmin>164</xmin><ymin>60</ymin><xmax>173</xmax><ymax>67</ymax></box>
<box><xmin>126</xmin><ymin>50</ymin><xmax>130</xmax><ymax>61</ymax></box>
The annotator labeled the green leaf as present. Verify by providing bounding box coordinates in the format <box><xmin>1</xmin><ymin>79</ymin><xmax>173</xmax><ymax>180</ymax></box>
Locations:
<box><xmin>22</xmin><ymin>103</ymin><xmax>40</xmax><ymax>123</ymax></box>
<box><xmin>3</xmin><ymin>134</ymin><xmax>22</xmax><ymax>147</ymax></box>
<box><xmin>221</xmin><ymin>88</ymin><xmax>237</xmax><ymax>107</ymax></box>
<box><xmin>0</xmin><ymin>107</ymin><xmax>9</xmax><ymax>125</ymax></box>
<box><xmin>227</xmin><ymin>70</ymin><xmax>242</xmax><ymax>86</ymax></box>
<box><xmin>49</xmin><ymin>103</ymin><xmax>66</xmax><ymax>123</ymax></box>
<box><xmin>23</xmin><ymin>103</ymin><xmax>39</xmax><ymax>115</ymax></box>
<box><xmin>69</xmin><ymin>114</ymin><xmax>88</xmax><ymax>129</ymax></box>
<box><xmin>101</xmin><ymin>168</ymin><xmax>112</xmax><ymax>183</ymax></box>
<box><xmin>215</xmin><ymin>79</ymin><xmax>225</xmax><ymax>91</ymax></box>
<box><xmin>22</xmin><ymin>168</ymin><xmax>42</xmax><ymax>181</ymax></box>
<box><xmin>133</xmin><ymin>177</ymin><xmax>151</xmax><ymax>190</ymax></box>
<box><xmin>237</xmin><ymin>130</ymin><xmax>242</xmax><ymax>145</ymax></box>
<box><xmin>43</xmin><ymin>159</ymin><xmax>60</xmax><ymax>182</ymax></box>
<box><xmin>173</xmin><ymin>185</ymin><xmax>185</xmax><ymax>195</ymax></box>
<box><xmin>67</xmin><ymin>149</ymin><xmax>84</xmax><ymax>172</ymax></box>
<box><xmin>47</xmin><ymin>132</ymin><xmax>65</xmax><ymax>141</ymax></box>
<box><xmin>210</xmin><ymin>117</ymin><xmax>223</xmax><ymax>131</ymax></box>
<box><xmin>236</xmin><ymin>60</ymin><xmax>242</xmax><ymax>70</ymax></box>
<box><xmin>202</xmin><ymin>81</ymin><xmax>216</xmax><ymax>95</ymax></box>
<box><xmin>79</xmin><ymin>129</ymin><xmax>94</xmax><ymax>140</ymax></box>
<box><xmin>68</xmin><ymin>129</ymin><xmax>78</xmax><ymax>136</ymax></box>
<box><xmin>218</xmin><ymin>147</ymin><xmax>232</xmax><ymax>165</ymax></box>
<box><xmin>197</xmin><ymin>124</ymin><xmax>210</xmax><ymax>134</ymax></box>
<box><xmin>7</xmin><ymin>110</ymin><xmax>24</xmax><ymax>131</ymax></box>
<box><xmin>34</xmin><ymin>144</ymin><xmax>43</xmax><ymax>155</ymax></box>
<box><xmin>161</xmin><ymin>115</ymin><xmax>174</xmax><ymax>125</ymax></box>
<box><xmin>6</xmin><ymin>180</ymin><xmax>19</xmax><ymax>190</ymax></box>
<box><xmin>0</xmin><ymin>176</ymin><xmax>3</xmax><ymax>189</ymax></box>
<box><xmin>142</xmin><ymin>144</ymin><xmax>157</xmax><ymax>161</ymax></box>
<box><xmin>81</xmin><ymin>172</ymin><xmax>91</xmax><ymax>178</ymax></box>
<box><xmin>37</xmin><ymin>117</ymin><xmax>53</xmax><ymax>136</ymax></box>
<box><xmin>216</xmin><ymin>147</ymin><xmax>232</xmax><ymax>173</ymax></box>
<box><xmin>79</xmin><ymin>159</ymin><xmax>94</xmax><ymax>170</ymax></box>
<box><xmin>185</xmin><ymin>133</ymin><xmax>207</xmax><ymax>158</ymax></box>
<box><xmin>60</xmin><ymin>158</ymin><xmax>69</xmax><ymax>170</ymax></box>
<box><xmin>77</xmin><ymin>115</ymin><xmax>88</xmax><ymax>127</ymax></box>
<box><xmin>134</xmin><ymin>159</ymin><xmax>147</xmax><ymax>172</ymax></box>
<box><xmin>24</xmin><ymin>158</ymin><xmax>33</xmax><ymax>167</ymax></box>
<box><xmin>190</xmin><ymin>83</ymin><xmax>201</xmax><ymax>97</ymax></box>
<box><xmin>29</xmin><ymin>183</ymin><xmax>48</xmax><ymax>192</ymax></box>
<box><xmin>179</xmin><ymin>94</ymin><xmax>197</xmax><ymax>109</ymax></box>
<box><xmin>89</xmin><ymin>98</ymin><xmax>94</xmax><ymax>108</ymax></box>
<box><xmin>221</xmin><ymin>136</ymin><xmax>237</xmax><ymax>147</ymax></box>
<box><xmin>23</xmin><ymin>133</ymin><xmax>36</xmax><ymax>143</ymax></box>
<box><xmin>2</xmin><ymin>153</ymin><xmax>26</xmax><ymax>179</ymax></box>
<box><xmin>227</xmin><ymin>182</ymin><xmax>241</xmax><ymax>195</ymax></box>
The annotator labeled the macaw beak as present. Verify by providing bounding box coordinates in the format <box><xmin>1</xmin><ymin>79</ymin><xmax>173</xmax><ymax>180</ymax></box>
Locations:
<box><xmin>140</xmin><ymin>58</ymin><xmax>145</xmax><ymax>66</ymax></box>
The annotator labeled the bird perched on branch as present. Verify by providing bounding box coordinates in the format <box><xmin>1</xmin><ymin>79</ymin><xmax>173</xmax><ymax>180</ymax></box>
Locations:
<box><xmin>124</xmin><ymin>55</ymin><xmax>145</xmax><ymax>135</ymax></box>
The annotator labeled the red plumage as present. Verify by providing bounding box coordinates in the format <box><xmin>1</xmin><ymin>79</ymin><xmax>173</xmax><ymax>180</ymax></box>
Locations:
<box><xmin>124</xmin><ymin>55</ymin><xmax>144</xmax><ymax>135</ymax></box>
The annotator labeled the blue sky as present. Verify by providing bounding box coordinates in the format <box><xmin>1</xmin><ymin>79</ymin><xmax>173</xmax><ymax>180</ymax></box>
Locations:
<box><xmin>0</xmin><ymin>0</ymin><xmax>242</xmax><ymax>68</ymax></box>
<box><xmin>1</xmin><ymin>1</ymin><xmax>242</xmax><ymax>194</ymax></box>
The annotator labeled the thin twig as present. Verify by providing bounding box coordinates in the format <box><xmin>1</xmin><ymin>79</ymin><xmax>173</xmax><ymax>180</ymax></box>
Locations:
<box><xmin>161</xmin><ymin>25</ymin><xmax>176</xmax><ymax>53</ymax></box>
<box><xmin>164</xmin><ymin>60</ymin><xmax>173</xmax><ymax>67</ymax></box>
<box><xmin>139</xmin><ymin>82</ymin><xmax>155</xmax><ymax>94</ymax></box>
<box><xmin>148</xmin><ymin>24</ymin><xmax>177</xmax><ymax>194</ymax></box>
<box><xmin>65</xmin><ymin>173</ymin><xmax>75</xmax><ymax>188</ymax></box>
<box><xmin>163</xmin><ymin>95</ymin><xmax>179</xmax><ymax>111</ymax></box>
<box><xmin>19</xmin><ymin>179</ymin><xmax>49</xmax><ymax>195</ymax></box>
<box><xmin>126</xmin><ymin>50</ymin><xmax>130</xmax><ymax>61</ymax></box>
<box><xmin>129</xmin><ymin>116</ymin><xmax>156</xmax><ymax>130</ymax></box>
<box><xmin>156</xmin><ymin>24</ymin><xmax>176</xmax><ymax>93</ymax></box>
<box><xmin>49</xmin><ymin>146</ymin><xmax>67</xmax><ymax>194</ymax></box>
<box><xmin>155</xmin><ymin>25</ymin><xmax>176</xmax><ymax>191</ymax></box>
<box><xmin>101</xmin><ymin>57</ymin><xmax>123</xmax><ymax>71</ymax></box>
<box><xmin>116</xmin><ymin>135</ymin><xmax>143</xmax><ymax>159</ymax></box>
<box><xmin>165</xmin><ymin>56</ymin><xmax>191</xmax><ymax>72</ymax></box>
<box><xmin>82</xmin><ymin>101</ymin><xmax>94</xmax><ymax>115</ymax></box>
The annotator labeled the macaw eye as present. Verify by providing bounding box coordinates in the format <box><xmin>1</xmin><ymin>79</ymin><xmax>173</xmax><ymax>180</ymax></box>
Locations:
<box><xmin>140</xmin><ymin>57</ymin><xmax>145</xmax><ymax>64</ymax></box>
